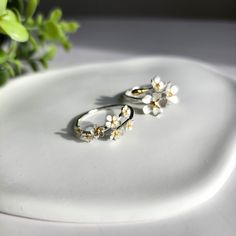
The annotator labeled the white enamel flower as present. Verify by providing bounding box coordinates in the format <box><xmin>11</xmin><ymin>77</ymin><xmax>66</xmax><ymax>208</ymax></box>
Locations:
<box><xmin>80</xmin><ymin>131</ymin><xmax>94</xmax><ymax>142</ymax></box>
<box><xmin>121</xmin><ymin>105</ymin><xmax>131</xmax><ymax>118</ymax></box>
<box><xmin>165</xmin><ymin>83</ymin><xmax>179</xmax><ymax>104</ymax></box>
<box><xmin>110</xmin><ymin>129</ymin><xmax>122</xmax><ymax>140</ymax></box>
<box><xmin>105</xmin><ymin>115</ymin><xmax>120</xmax><ymax>129</ymax></box>
<box><xmin>93</xmin><ymin>125</ymin><xmax>105</xmax><ymax>139</ymax></box>
<box><xmin>151</xmin><ymin>75</ymin><xmax>165</xmax><ymax>92</ymax></box>
<box><xmin>125</xmin><ymin>120</ymin><xmax>133</xmax><ymax>131</ymax></box>
<box><xmin>142</xmin><ymin>93</ymin><xmax>163</xmax><ymax>116</ymax></box>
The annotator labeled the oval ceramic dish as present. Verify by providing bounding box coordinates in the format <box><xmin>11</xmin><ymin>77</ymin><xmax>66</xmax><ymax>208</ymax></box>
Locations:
<box><xmin>0</xmin><ymin>57</ymin><xmax>236</xmax><ymax>223</ymax></box>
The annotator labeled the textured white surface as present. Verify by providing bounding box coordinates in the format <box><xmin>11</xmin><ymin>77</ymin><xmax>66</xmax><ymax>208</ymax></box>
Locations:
<box><xmin>0</xmin><ymin>57</ymin><xmax>236</xmax><ymax>223</ymax></box>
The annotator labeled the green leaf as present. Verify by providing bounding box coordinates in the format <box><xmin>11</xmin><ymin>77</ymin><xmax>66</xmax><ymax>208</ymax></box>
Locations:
<box><xmin>3</xmin><ymin>62</ymin><xmax>15</xmax><ymax>77</ymax></box>
<box><xmin>63</xmin><ymin>41</ymin><xmax>71</xmax><ymax>50</ymax></box>
<box><xmin>41</xmin><ymin>45</ymin><xmax>57</xmax><ymax>61</ymax></box>
<box><xmin>39</xmin><ymin>58</ymin><xmax>48</xmax><ymax>69</ymax></box>
<box><xmin>11</xmin><ymin>0</ymin><xmax>24</xmax><ymax>15</ymax></box>
<box><xmin>16</xmin><ymin>42</ymin><xmax>34</xmax><ymax>59</ymax></box>
<box><xmin>29</xmin><ymin>35</ymin><xmax>38</xmax><ymax>50</ymax></box>
<box><xmin>0</xmin><ymin>65</ymin><xmax>8</xmax><ymax>86</ymax></box>
<box><xmin>8</xmin><ymin>41</ymin><xmax>17</xmax><ymax>58</ymax></box>
<box><xmin>60</xmin><ymin>21</ymin><xmax>79</xmax><ymax>33</ymax></box>
<box><xmin>0</xmin><ymin>49</ymin><xmax>7</xmax><ymax>64</ymax></box>
<box><xmin>10</xmin><ymin>59</ymin><xmax>22</xmax><ymax>75</ymax></box>
<box><xmin>44</xmin><ymin>20</ymin><xmax>62</xmax><ymax>40</ymax></box>
<box><xmin>36</xmin><ymin>13</ymin><xmax>43</xmax><ymax>25</ymax></box>
<box><xmin>0</xmin><ymin>10</ymin><xmax>29</xmax><ymax>42</ymax></box>
<box><xmin>49</xmin><ymin>9</ymin><xmax>62</xmax><ymax>22</ymax></box>
<box><xmin>0</xmin><ymin>0</ymin><xmax>7</xmax><ymax>15</ymax></box>
<box><xmin>28</xmin><ymin>60</ymin><xmax>39</xmax><ymax>71</ymax></box>
<box><xmin>25</xmin><ymin>0</ymin><xmax>38</xmax><ymax>20</ymax></box>
<box><xmin>60</xmin><ymin>36</ymin><xmax>71</xmax><ymax>50</ymax></box>
<box><xmin>11</xmin><ymin>7</ymin><xmax>21</xmax><ymax>21</ymax></box>
<box><xmin>0</xmin><ymin>2</ymin><xmax>79</xmax><ymax>86</ymax></box>
<box><xmin>38</xmin><ymin>32</ymin><xmax>46</xmax><ymax>43</ymax></box>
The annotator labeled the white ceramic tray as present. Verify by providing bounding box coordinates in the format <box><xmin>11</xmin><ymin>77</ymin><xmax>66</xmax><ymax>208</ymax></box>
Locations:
<box><xmin>0</xmin><ymin>57</ymin><xmax>236</xmax><ymax>223</ymax></box>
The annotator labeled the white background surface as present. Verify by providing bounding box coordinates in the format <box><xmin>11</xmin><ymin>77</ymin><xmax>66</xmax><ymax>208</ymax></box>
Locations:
<box><xmin>1</xmin><ymin>18</ymin><xmax>236</xmax><ymax>235</ymax></box>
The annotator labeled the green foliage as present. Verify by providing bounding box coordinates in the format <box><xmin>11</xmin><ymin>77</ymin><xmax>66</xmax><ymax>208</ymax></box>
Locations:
<box><xmin>0</xmin><ymin>0</ymin><xmax>79</xmax><ymax>86</ymax></box>
<box><xmin>0</xmin><ymin>0</ymin><xmax>8</xmax><ymax>15</ymax></box>
<box><xmin>0</xmin><ymin>10</ymin><xmax>29</xmax><ymax>42</ymax></box>
<box><xmin>25</xmin><ymin>0</ymin><xmax>38</xmax><ymax>19</ymax></box>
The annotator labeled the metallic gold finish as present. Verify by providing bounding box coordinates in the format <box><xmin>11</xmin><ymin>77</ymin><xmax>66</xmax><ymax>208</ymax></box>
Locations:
<box><xmin>131</xmin><ymin>88</ymin><xmax>149</xmax><ymax>96</ymax></box>
<box><xmin>73</xmin><ymin>104</ymin><xmax>134</xmax><ymax>142</ymax></box>
<box><xmin>123</xmin><ymin>75</ymin><xmax>179</xmax><ymax>116</ymax></box>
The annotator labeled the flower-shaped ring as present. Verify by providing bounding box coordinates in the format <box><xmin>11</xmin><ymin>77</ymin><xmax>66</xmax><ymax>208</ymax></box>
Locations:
<box><xmin>123</xmin><ymin>75</ymin><xmax>179</xmax><ymax>116</ymax></box>
<box><xmin>73</xmin><ymin>104</ymin><xmax>134</xmax><ymax>142</ymax></box>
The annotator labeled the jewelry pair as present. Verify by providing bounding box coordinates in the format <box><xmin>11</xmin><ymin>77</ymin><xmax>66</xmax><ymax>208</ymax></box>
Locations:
<box><xmin>73</xmin><ymin>75</ymin><xmax>179</xmax><ymax>142</ymax></box>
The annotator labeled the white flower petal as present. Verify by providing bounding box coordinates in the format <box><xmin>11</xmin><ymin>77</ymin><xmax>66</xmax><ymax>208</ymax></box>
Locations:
<box><xmin>159</xmin><ymin>81</ymin><xmax>165</xmax><ymax>90</ymax></box>
<box><xmin>168</xmin><ymin>96</ymin><xmax>179</xmax><ymax>104</ymax></box>
<box><xmin>142</xmin><ymin>95</ymin><xmax>152</xmax><ymax>104</ymax></box>
<box><xmin>143</xmin><ymin>105</ymin><xmax>152</xmax><ymax>114</ymax></box>
<box><xmin>110</xmin><ymin>130</ymin><xmax>122</xmax><ymax>140</ymax></box>
<box><xmin>170</xmin><ymin>85</ymin><xmax>179</xmax><ymax>95</ymax></box>
<box><xmin>152</xmin><ymin>92</ymin><xmax>161</xmax><ymax>101</ymax></box>
<box><xmin>153</xmin><ymin>75</ymin><xmax>161</xmax><ymax>84</ymax></box>
<box><xmin>113</xmin><ymin>116</ymin><xmax>119</xmax><ymax>121</ymax></box>
<box><xmin>126</xmin><ymin>125</ymin><xmax>133</xmax><ymax>131</ymax></box>
<box><xmin>152</xmin><ymin>108</ymin><xmax>161</xmax><ymax>116</ymax></box>
<box><xmin>115</xmin><ymin>121</ymin><xmax>120</xmax><ymax>126</ymax></box>
<box><xmin>123</xmin><ymin>105</ymin><xmax>129</xmax><ymax>111</ymax></box>
<box><xmin>105</xmin><ymin>121</ymin><xmax>111</xmax><ymax>128</ymax></box>
<box><xmin>106</xmin><ymin>115</ymin><xmax>112</xmax><ymax>121</ymax></box>
<box><xmin>151</xmin><ymin>80</ymin><xmax>157</xmax><ymax>88</ymax></box>
<box><xmin>125</xmin><ymin>120</ymin><xmax>133</xmax><ymax>131</ymax></box>
<box><xmin>151</xmin><ymin>76</ymin><xmax>165</xmax><ymax>92</ymax></box>
<box><xmin>121</xmin><ymin>106</ymin><xmax>131</xmax><ymax>118</ymax></box>
<box><xmin>165</xmin><ymin>83</ymin><xmax>172</xmax><ymax>91</ymax></box>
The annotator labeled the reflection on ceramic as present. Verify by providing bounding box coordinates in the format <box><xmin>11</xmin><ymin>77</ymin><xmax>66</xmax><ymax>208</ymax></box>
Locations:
<box><xmin>0</xmin><ymin>57</ymin><xmax>236</xmax><ymax>223</ymax></box>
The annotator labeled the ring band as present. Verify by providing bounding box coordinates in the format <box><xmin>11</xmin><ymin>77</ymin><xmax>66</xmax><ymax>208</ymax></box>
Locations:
<box><xmin>123</xmin><ymin>75</ymin><xmax>179</xmax><ymax>116</ymax></box>
<box><xmin>124</xmin><ymin>85</ymin><xmax>152</xmax><ymax>103</ymax></box>
<box><xmin>74</xmin><ymin>104</ymin><xmax>134</xmax><ymax>142</ymax></box>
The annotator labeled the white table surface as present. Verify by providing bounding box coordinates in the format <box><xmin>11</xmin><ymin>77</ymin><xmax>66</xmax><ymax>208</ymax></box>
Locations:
<box><xmin>1</xmin><ymin>18</ymin><xmax>236</xmax><ymax>236</ymax></box>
